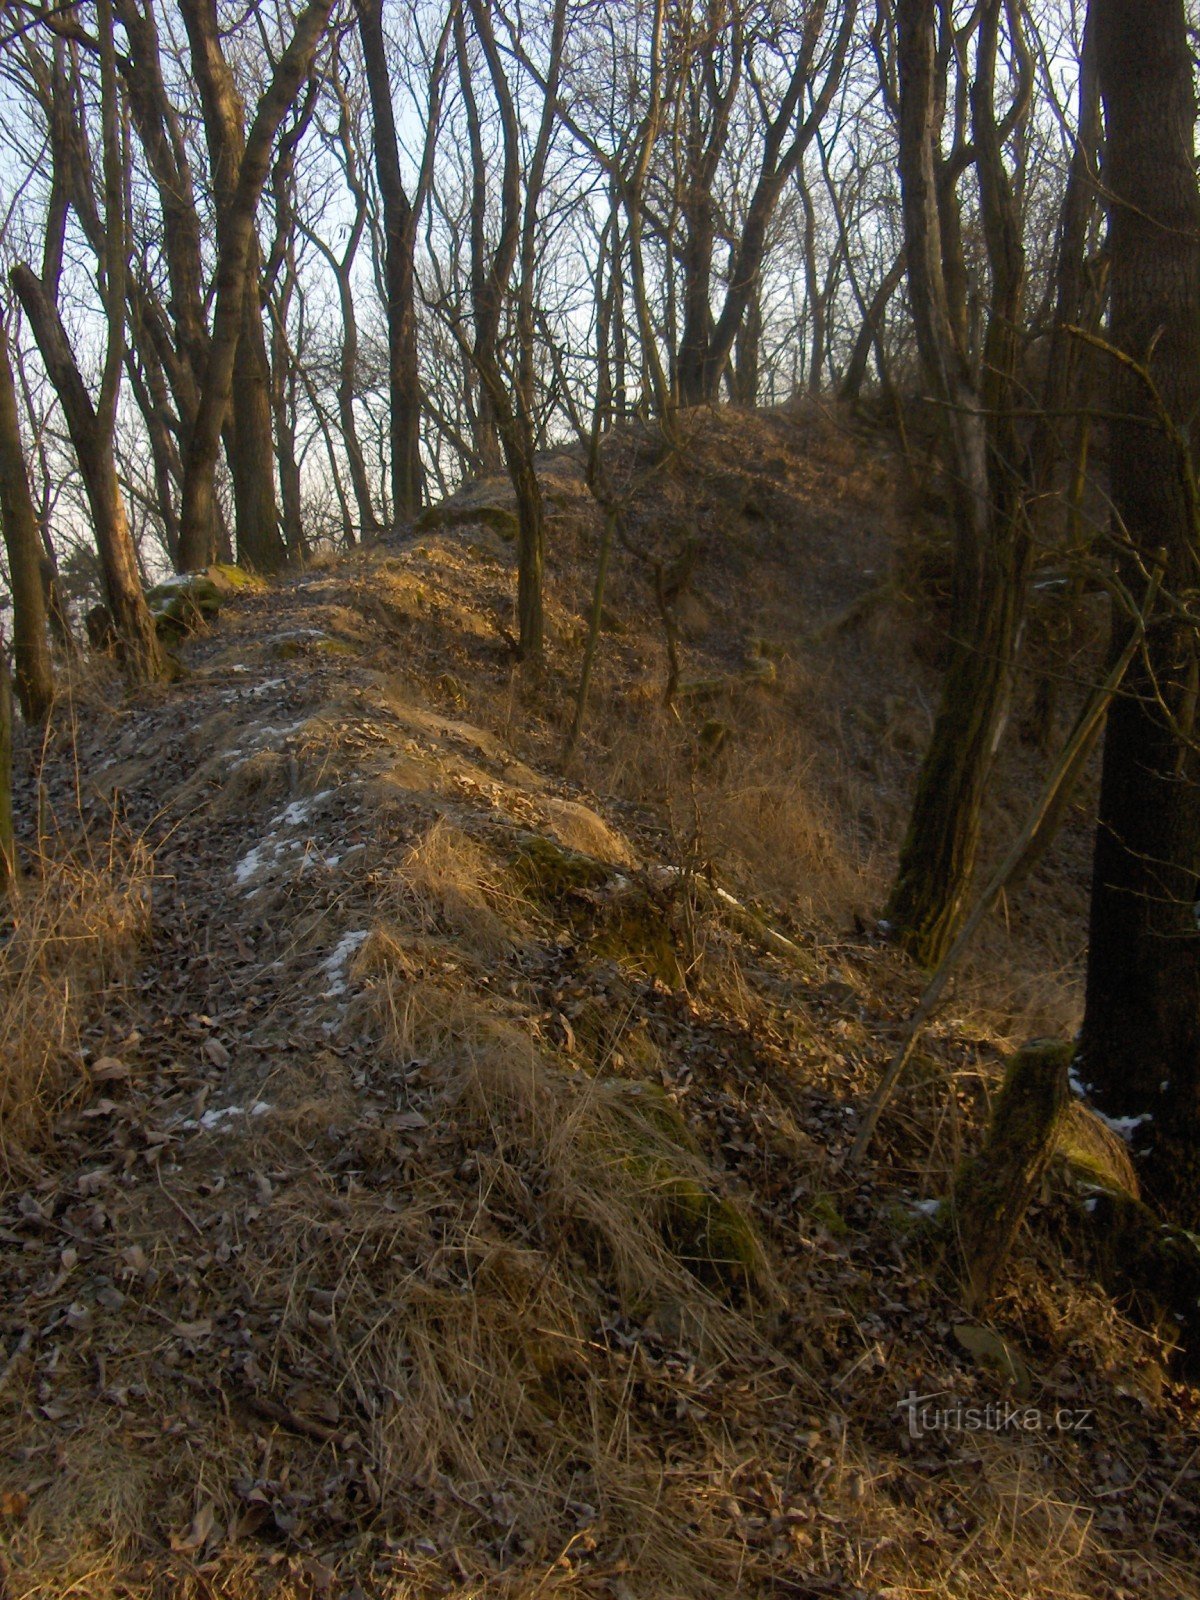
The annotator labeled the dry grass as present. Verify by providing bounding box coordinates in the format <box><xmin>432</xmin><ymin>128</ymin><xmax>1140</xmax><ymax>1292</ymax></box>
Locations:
<box><xmin>394</xmin><ymin>819</ymin><xmax>534</xmax><ymax>957</ymax></box>
<box><xmin>2</xmin><ymin>404</ymin><xmax>1196</xmax><ymax>1600</ymax></box>
<box><xmin>0</xmin><ymin>837</ymin><xmax>152</xmax><ymax>1178</ymax></box>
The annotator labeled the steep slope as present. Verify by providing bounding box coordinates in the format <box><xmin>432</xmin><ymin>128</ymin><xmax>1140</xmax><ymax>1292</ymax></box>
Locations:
<box><xmin>1</xmin><ymin>404</ymin><xmax>1195</xmax><ymax>1600</ymax></box>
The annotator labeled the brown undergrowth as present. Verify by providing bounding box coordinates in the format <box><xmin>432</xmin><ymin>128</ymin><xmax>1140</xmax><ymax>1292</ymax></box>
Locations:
<box><xmin>0</xmin><ymin>827</ymin><xmax>152</xmax><ymax>1178</ymax></box>
<box><xmin>0</xmin><ymin>402</ymin><xmax>1194</xmax><ymax>1600</ymax></box>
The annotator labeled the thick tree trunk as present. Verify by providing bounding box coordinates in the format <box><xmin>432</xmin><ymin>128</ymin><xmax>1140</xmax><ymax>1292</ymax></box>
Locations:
<box><xmin>176</xmin><ymin>0</ymin><xmax>335</xmax><ymax>571</ymax></box>
<box><xmin>1079</xmin><ymin>0</ymin><xmax>1200</xmax><ymax>1227</ymax></box>
<box><xmin>231</xmin><ymin>241</ymin><xmax>287</xmax><ymax>569</ymax></box>
<box><xmin>676</xmin><ymin>203</ymin><xmax>716</xmax><ymax>407</ymax></box>
<box><xmin>179</xmin><ymin>0</ymin><xmax>295</xmax><ymax>572</ymax></box>
<box><xmin>883</xmin><ymin>0</ymin><xmax>1028</xmax><ymax>966</ymax></box>
<box><xmin>0</xmin><ymin>327</ymin><xmax>53</xmax><ymax>722</ymax></box>
<box><xmin>733</xmin><ymin>289</ymin><xmax>761</xmax><ymax>405</ymax></box>
<box><xmin>357</xmin><ymin>0</ymin><xmax>425</xmax><ymax>521</ymax></box>
<box><xmin>12</xmin><ymin>270</ymin><xmax>163</xmax><ymax>683</ymax></box>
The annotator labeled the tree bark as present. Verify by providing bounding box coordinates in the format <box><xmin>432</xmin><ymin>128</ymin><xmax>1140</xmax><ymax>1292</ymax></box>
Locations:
<box><xmin>952</xmin><ymin>1041</ymin><xmax>1071</xmax><ymax>1311</ymax></box>
<box><xmin>883</xmin><ymin>0</ymin><xmax>1029</xmax><ymax>966</ymax></box>
<box><xmin>1078</xmin><ymin>0</ymin><xmax>1200</xmax><ymax>1227</ymax></box>
<box><xmin>176</xmin><ymin>0</ymin><xmax>335</xmax><ymax>571</ymax></box>
<box><xmin>0</xmin><ymin>640</ymin><xmax>14</xmax><ymax>895</ymax></box>
<box><xmin>356</xmin><ymin>0</ymin><xmax>428</xmax><ymax>521</ymax></box>
<box><xmin>0</xmin><ymin>326</ymin><xmax>54</xmax><ymax>723</ymax></box>
<box><xmin>12</xmin><ymin>268</ymin><xmax>163</xmax><ymax>684</ymax></box>
<box><xmin>178</xmin><ymin>0</ymin><xmax>292</xmax><ymax>571</ymax></box>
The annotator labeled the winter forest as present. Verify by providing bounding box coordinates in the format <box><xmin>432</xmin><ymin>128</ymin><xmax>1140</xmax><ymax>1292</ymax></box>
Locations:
<box><xmin>2</xmin><ymin>1</ymin><xmax>1200</xmax><ymax>1596</ymax></box>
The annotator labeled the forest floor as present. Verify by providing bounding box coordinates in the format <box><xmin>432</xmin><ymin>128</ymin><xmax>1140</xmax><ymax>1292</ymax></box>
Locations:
<box><xmin>1</xmin><ymin>400</ymin><xmax>1196</xmax><ymax>1600</ymax></box>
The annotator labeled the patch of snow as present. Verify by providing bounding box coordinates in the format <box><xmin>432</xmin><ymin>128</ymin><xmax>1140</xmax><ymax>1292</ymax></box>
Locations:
<box><xmin>234</xmin><ymin>840</ymin><xmax>277</xmax><ymax>886</ymax></box>
<box><xmin>271</xmin><ymin>790</ymin><xmax>332</xmax><ymax>828</ymax></box>
<box><xmin>1091</xmin><ymin>1107</ymin><xmax>1153</xmax><ymax>1143</ymax></box>
<box><xmin>322</xmin><ymin>930</ymin><xmax>369</xmax><ymax>996</ymax></box>
<box><xmin>176</xmin><ymin>1101</ymin><xmax>272</xmax><ymax>1133</ymax></box>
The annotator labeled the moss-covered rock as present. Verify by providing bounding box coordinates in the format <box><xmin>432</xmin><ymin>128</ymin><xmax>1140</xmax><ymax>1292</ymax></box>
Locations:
<box><xmin>418</xmin><ymin>486</ymin><xmax>519</xmax><ymax>541</ymax></box>
<box><xmin>145</xmin><ymin>573</ymin><xmax>224</xmax><ymax>637</ymax></box>
<box><xmin>657</xmin><ymin>1172</ymin><xmax>769</xmax><ymax>1292</ymax></box>
<box><xmin>207</xmin><ymin>562</ymin><xmax>267</xmax><ymax>593</ymax></box>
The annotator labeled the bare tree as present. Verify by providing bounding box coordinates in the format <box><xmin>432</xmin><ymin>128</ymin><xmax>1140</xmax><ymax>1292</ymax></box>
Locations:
<box><xmin>175</xmin><ymin>0</ymin><xmax>336</xmax><ymax>572</ymax></box>
<box><xmin>12</xmin><ymin>0</ymin><xmax>163</xmax><ymax>682</ymax></box>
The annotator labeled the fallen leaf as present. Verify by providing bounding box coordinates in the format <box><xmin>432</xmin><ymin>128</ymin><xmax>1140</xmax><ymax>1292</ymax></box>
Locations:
<box><xmin>204</xmin><ymin>1038</ymin><xmax>232</xmax><ymax>1068</ymax></box>
<box><xmin>91</xmin><ymin>1057</ymin><xmax>130</xmax><ymax>1083</ymax></box>
<box><xmin>172</xmin><ymin>1319</ymin><xmax>214</xmax><ymax>1340</ymax></box>
<box><xmin>170</xmin><ymin>1499</ymin><xmax>218</xmax><ymax>1552</ymax></box>
<box><xmin>953</xmin><ymin>1323</ymin><xmax>1033</xmax><ymax>1397</ymax></box>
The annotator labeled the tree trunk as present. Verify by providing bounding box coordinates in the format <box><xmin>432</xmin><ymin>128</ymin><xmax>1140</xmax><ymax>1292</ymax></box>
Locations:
<box><xmin>1078</xmin><ymin>0</ymin><xmax>1200</xmax><ymax>1227</ymax></box>
<box><xmin>0</xmin><ymin>327</ymin><xmax>54</xmax><ymax>722</ymax></box>
<box><xmin>676</xmin><ymin>198</ymin><xmax>716</xmax><ymax>406</ymax></box>
<box><xmin>231</xmin><ymin>240</ymin><xmax>287</xmax><ymax>569</ymax></box>
<box><xmin>356</xmin><ymin>0</ymin><xmax>426</xmax><ymax>521</ymax></box>
<box><xmin>176</xmin><ymin>0</ymin><xmax>335</xmax><ymax>571</ymax></box>
<box><xmin>0</xmin><ymin>641</ymin><xmax>14</xmax><ymax>895</ymax></box>
<box><xmin>839</xmin><ymin>250</ymin><xmax>905</xmax><ymax>403</ymax></box>
<box><xmin>952</xmin><ymin>1041</ymin><xmax>1071</xmax><ymax>1311</ymax></box>
<box><xmin>883</xmin><ymin>0</ymin><xmax>1028</xmax><ymax>966</ymax></box>
<box><xmin>13</xmin><ymin>270</ymin><xmax>164</xmax><ymax>683</ymax></box>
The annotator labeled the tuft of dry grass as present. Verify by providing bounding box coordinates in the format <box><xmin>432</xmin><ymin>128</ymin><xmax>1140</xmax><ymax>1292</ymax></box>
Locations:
<box><xmin>0</xmin><ymin>839</ymin><xmax>152</xmax><ymax>1178</ymax></box>
<box><xmin>394</xmin><ymin>818</ymin><xmax>534</xmax><ymax>956</ymax></box>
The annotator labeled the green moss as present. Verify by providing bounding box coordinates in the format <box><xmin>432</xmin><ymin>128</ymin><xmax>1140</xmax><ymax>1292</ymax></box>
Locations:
<box><xmin>314</xmin><ymin>637</ymin><xmax>360</xmax><ymax>658</ymax></box>
<box><xmin>1052</xmin><ymin>1103</ymin><xmax>1139</xmax><ymax>1197</ymax></box>
<box><xmin>657</xmin><ymin>1172</ymin><xmax>768</xmax><ymax>1290</ymax></box>
<box><xmin>208</xmin><ymin>562</ymin><xmax>267</xmax><ymax>592</ymax></box>
<box><xmin>806</xmin><ymin>1193</ymin><xmax>849</xmax><ymax>1239</ymax></box>
<box><xmin>591</xmin><ymin>1079</ymin><xmax>771</xmax><ymax>1297</ymax></box>
<box><xmin>512</xmin><ymin>832</ymin><xmax>613</xmax><ymax>899</ymax></box>
<box><xmin>145</xmin><ymin>573</ymin><xmax>224</xmax><ymax>638</ymax></box>
<box><xmin>591</xmin><ymin>904</ymin><xmax>684</xmax><ymax>987</ymax></box>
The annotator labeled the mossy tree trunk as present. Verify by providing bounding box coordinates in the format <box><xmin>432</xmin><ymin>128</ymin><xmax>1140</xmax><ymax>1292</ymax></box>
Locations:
<box><xmin>952</xmin><ymin>1040</ymin><xmax>1071</xmax><ymax>1310</ymax></box>
<box><xmin>1078</xmin><ymin>0</ymin><xmax>1200</xmax><ymax>1229</ymax></box>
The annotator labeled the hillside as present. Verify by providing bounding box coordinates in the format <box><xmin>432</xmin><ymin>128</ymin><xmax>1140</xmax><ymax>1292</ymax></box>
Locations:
<box><xmin>1</xmin><ymin>402</ymin><xmax>1196</xmax><ymax>1600</ymax></box>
